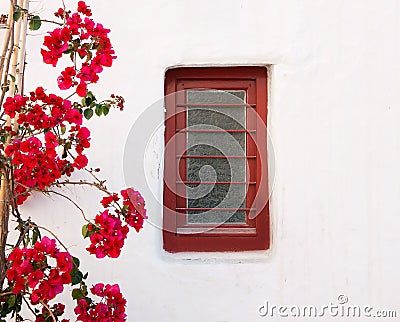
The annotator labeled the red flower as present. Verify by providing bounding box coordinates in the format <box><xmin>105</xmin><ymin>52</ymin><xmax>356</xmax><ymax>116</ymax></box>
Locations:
<box><xmin>41</xmin><ymin>28</ymin><xmax>71</xmax><ymax>67</ymax></box>
<box><xmin>28</xmin><ymin>270</ymin><xmax>44</xmax><ymax>288</ymax></box>
<box><xmin>74</xmin><ymin>283</ymin><xmax>126</xmax><ymax>321</ymax></box>
<box><xmin>57</xmin><ymin>67</ymin><xmax>76</xmax><ymax>90</ymax></box>
<box><xmin>65</xmin><ymin>108</ymin><xmax>83</xmax><ymax>125</ymax></box>
<box><xmin>86</xmin><ymin>210</ymin><xmax>129</xmax><ymax>259</ymax></box>
<box><xmin>77</xmin><ymin>1</ymin><xmax>92</xmax><ymax>16</ymax></box>
<box><xmin>74</xmin><ymin>154</ymin><xmax>88</xmax><ymax>169</ymax></box>
<box><xmin>100</xmin><ymin>193</ymin><xmax>119</xmax><ymax>207</ymax></box>
<box><xmin>2</xmin><ymin>95</ymin><xmax>28</xmax><ymax>117</ymax></box>
<box><xmin>76</xmin><ymin>82</ymin><xmax>87</xmax><ymax>97</ymax></box>
<box><xmin>45</xmin><ymin>131</ymin><xmax>58</xmax><ymax>149</ymax></box>
<box><xmin>6</xmin><ymin>237</ymin><xmax>73</xmax><ymax>304</ymax></box>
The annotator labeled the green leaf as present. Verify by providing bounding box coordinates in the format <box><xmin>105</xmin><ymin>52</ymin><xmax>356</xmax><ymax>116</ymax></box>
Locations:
<box><xmin>60</xmin><ymin>126</ymin><xmax>66</xmax><ymax>135</ymax></box>
<box><xmin>13</xmin><ymin>7</ymin><xmax>21</xmax><ymax>22</ymax></box>
<box><xmin>83</xmin><ymin>272</ymin><xmax>88</xmax><ymax>279</ymax></box>
<box><xmin>8</xmin><ymin>74</ymin><xmax>15</xmax><ymax>83</ymax></box>
<box><xmin>70</xmin><ymin>257</ymin><xmax>83</xmax><ymax>286</ymax></box>
<box><xmin>81</xmin><ymin>224</ymin><xmax>88</xmax><ymax>238</ymax></box>
<box><xmin>72</xmin><ymin>288</ymin><xmax>85</xmax><ymax>300</ymax></box>
<box><xmin>6</xmin><ymin>295</ymin><xmax>16</xmax><ymax>307</ymax></box>
<box><xmin>102</xmin><ymin>105</ymin><xmax>110</xmax><ymax>116</ymax></box>
<box><xmin>62</xmin><ymin>141</ymin><xmax>71</xmax><ymax>158</ymax></box>
<box><xmin>85</xmin><ymin>96</ymin><xmax>93</xmax><ymax>106</ymax></box>
<box><xmin>83</xmin><ymin>108</ymin><xmax>93</xmax><ymax>120</ymax></box>
<box><xmin>72</xmin><ymin>256</ymin><xmax>80</xmax><ymax>268</ymax></box>
<box><xmin>28</xmin><ymin>15</ymin><xmax>41</xmax><ymax>31</ymax></box>
<box><xmin>95</xmin><ymin>104</ymin><xmax>102</xmax><ymax>116</ymax></box>
<box><xmin>71</xmin><ymin>269</ymin><xmax>83</xmax><ymax>286</ymax></box>
<box><xmin>86</xmin><ymin>91</ymin><xmax>95</xmax><ymax>100</ymax></box>
<box><xmin>32</xmin><ymin>227</ymin><xmax>40</xmax><ymax>245</ymax></box>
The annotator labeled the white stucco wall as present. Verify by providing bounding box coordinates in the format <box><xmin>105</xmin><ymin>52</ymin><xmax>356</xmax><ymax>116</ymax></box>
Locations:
<box><xmin>2</xmin><ymin>0</ymin><xmax>400</xmax><ymax>321</ymax></box>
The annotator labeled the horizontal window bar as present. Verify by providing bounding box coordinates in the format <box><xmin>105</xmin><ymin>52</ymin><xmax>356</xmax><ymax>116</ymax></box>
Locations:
<box><xmin>176</xmin><ymin>129</ymin><xmax>255</xmax><ymax>133</ymax></box>
<box><xmin>177</xmin><ymin>155</ymin><xmax>255</xmax><ymax>159</ymax></box>
<box><xmin>176</xmin><ymin>103</ymin><xmax>256</xmax><ymax>108</ymax></box>
<box><xmin>176</xmin><ymin>227</ymin><xmax>256</xmax><ymax>235</ymax></box>
<box><xmin>176</xmin><ymin>207</ymin><xmax>253</xmax><ymax>211</ymax></box>
<box><xmin>177</xmin><ymin>181</ymin><xmax>256</xmax><ymax>185</ymax></box>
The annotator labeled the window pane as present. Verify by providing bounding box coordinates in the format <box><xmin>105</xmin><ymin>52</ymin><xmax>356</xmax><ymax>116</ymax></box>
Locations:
<box><xmin>187</xmin><ymin>132</ymin><xmax>245</xmax><ymax>156</ymax></box>
<box><xmin>185</xmin><ymin>90</ymin><xmax>247</xmax><ymax>224</ymax></box>
<box><xmin>187</xmin><ymin>210</ymin><xmax>246</xmax><ymax>224</ymax></box>
<box><xmin>187</xmin><ymin>90</ymin><xmax>246</xmax><ymax>130</ymax></box>
<box><xmin>187</xmin><ymin>89</ymin><xmax>245</xmax><ymax>104</ymax></box>
<box><xmin>187</xmin><ymin>184</ymin><xmax>246</xmax><ymax>209</ymax></box>
<box><xmin>187</xmin><ymin>158</ymin><xmax>246</xmax><ymax>183</ymax></box>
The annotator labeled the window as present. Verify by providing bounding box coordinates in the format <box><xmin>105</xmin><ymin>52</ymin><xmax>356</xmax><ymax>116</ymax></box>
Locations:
<box><xmin>163</xmin><ymin>66</ymin><xmax>269</xmax><ymax>252</ymax></box>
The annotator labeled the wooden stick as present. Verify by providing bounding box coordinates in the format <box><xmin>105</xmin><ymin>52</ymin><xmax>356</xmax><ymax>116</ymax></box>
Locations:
<box><xmin>0</xmin><ymin>0</ymin><xmax>28</xmax><ymax>288</ymax></box>
<box><xmin>0</xmin><ymin>3</ymin><xmax>13</xmax><ymax>85</ymax></box>
<box><xmin>8</xmin><ymin>0</ymin><xmax>23</xmax><ymax>97</ymax></box>
<box><xmin>13</xmin><ymin>0</ymin><xmax>28</xmax><ymax>131</ymax></box>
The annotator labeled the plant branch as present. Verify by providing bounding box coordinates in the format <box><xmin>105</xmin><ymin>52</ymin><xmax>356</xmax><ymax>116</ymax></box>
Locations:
<box><xmin>28</xmin><ymin>223</ymin><xmax>70</xmax><ymax>254</ymax></box>
<box><xmin>46</xmin><ymin>189</ymin><xmax>90</xmax><ymax>222</ymax></box>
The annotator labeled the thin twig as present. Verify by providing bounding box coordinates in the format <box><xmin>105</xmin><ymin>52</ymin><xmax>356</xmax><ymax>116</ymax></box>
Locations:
<box><xmin>22</xmin><ymin>295</ymin><xmax>37</xmax><ymax>318</ymax></box>
<box><xmin>29</xmin><ymin>223</ymin><xmax>69</xmax><ymax>253</ymax></box>
<box><xmin>31</xmin><ymin>18</ymin><xmax>62</xmax><ymax>26</ymax></box>
<box><xmin>46</xmin><ymin>189</ymin><xmax>90</xmax><ymax>222</ymax></box>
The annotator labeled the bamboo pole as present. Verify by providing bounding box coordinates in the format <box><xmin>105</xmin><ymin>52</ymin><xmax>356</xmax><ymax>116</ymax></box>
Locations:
<box><xmin>0</xmin><ymin>4</ymin><xmax>13</xmax><ymax>88</ymax></box>
<box><xmin>0</xmin><ymin>0</ymin><xmax>28</xmax><ymax>288</ymax></box>
<box><xmin>8</xmin><ymin>0</ymin><xmax>23</xmax><ymax>97</ymax></box>
<box><xmin>14</xmin><ymin>0</ymin><xmax>28</xmax><ymax>131</ymax></box>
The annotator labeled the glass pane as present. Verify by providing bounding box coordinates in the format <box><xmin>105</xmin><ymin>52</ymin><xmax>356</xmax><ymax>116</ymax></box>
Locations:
<box><xmin>187</xmin><ymin>158</ymin><xmax>246</xmax><ymax>182</ymax></box>
<box><xmin>187</xmin><ymin>210</ymin><xmax>246</xmax><ymax>224</ymax></box>
<box><xmin>187</xmin><ymin>90</ymin><xmax>246</xmax><ymax>130</ymax></box>
<box><xmin>187</xmin><ymin>89</ymin><xmax>245</xmax><ymax>104</ymax></box>
<box><xmin>185</xmin><ymin>90</ymin><xmax>247</xmax><ymax>224</ymax></box>
<box><xmin>187</xmin><ymin>132</ymin><xmax>245</xmax><ymax>156</ymax></box>
<box><xmin>187</xmin><ymin>184</ymin><xmax>246</xmax><ymax>209</ymax></box>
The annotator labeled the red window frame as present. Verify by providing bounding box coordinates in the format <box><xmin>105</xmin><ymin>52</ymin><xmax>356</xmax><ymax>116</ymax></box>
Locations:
<box><xmin>163</xmin><ymin>66</ymin><xmax>269</xmax><ymax>252</ymax></box>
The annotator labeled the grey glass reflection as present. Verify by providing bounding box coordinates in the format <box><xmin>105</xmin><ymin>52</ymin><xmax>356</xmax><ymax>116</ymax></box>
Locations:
<box><xmin>187</xmin><ymin>210</ymin><xmax>246</xmax><ymax>224</ymax></box>
<box><xmin>187</xmin><ymin>158</ymin><xmax>246</xmax><ymax>182</ymax></box>
<box><xmin>187</xmin><ymin>89</ymin><xmax>245</xmax><ymax>104</ymax></box>
<box><xmin>188</xmin><ymin>184</ymin><xmax>246</xmax><ymax>209</ymax></box>
<box><xmin>186</xmin><ymin>90</ymin><xmax>246</xmax><ymax>130</ymax></box>
<box><xmin>185</xmin><ymin>90</ymin><xmax>247</xmax><ymax>224</ymax></box>
<box><xmin>187</xmin><ymin>132</ymin><xmax>245</xmax><ymax>156</ymax></box>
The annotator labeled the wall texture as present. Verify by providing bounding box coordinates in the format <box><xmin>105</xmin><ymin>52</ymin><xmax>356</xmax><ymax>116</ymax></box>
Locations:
<box><xmin>3</xmin><ymin>0</ymin><xmax>400</xmax><ymax>321</ymax></box>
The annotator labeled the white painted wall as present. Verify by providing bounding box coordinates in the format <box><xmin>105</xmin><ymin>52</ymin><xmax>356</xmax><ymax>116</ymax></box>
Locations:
<box><xmin>3</xmin><ymin>0</ymin><xmax>400</xmax><ymax>321</ymax></box>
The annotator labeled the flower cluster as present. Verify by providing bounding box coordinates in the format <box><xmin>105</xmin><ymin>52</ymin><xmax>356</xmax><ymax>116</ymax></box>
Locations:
<box><xmin>121</xmin><ymin>188</ymin><xmax>147</xmax><ymax>232</ymax></box>
<box><xmin>85</xmin><ymin>188</ymin><xmax>147</xmax><ymax>258</ymax></box>
<box><xmin>42</xmin><ymin>1</ymin><xmax>115</xmax><ymax>97</ymax></box>
<box><xmin>85</xmin><ymin>210</ymin><xmax>129</xmax><ymax>259</ymax></box>
<box><xmin>0</xmin><ymin>1</ymin><xmax>144</xmax><ymax>321</ymax></box>
<box><xmin>6</xmin><ymin>237</ymin><xmax>73</xmax><ymax>305</ymax></box>
<box><xmin>74</xmin><ymin>283</ymin><xmax>126</xmax><ymax>321</ymax></box>
<box><xmin>2</xmin><ymin>87</ymin><xmax>91</xmax><ymax>204</ymax></box>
